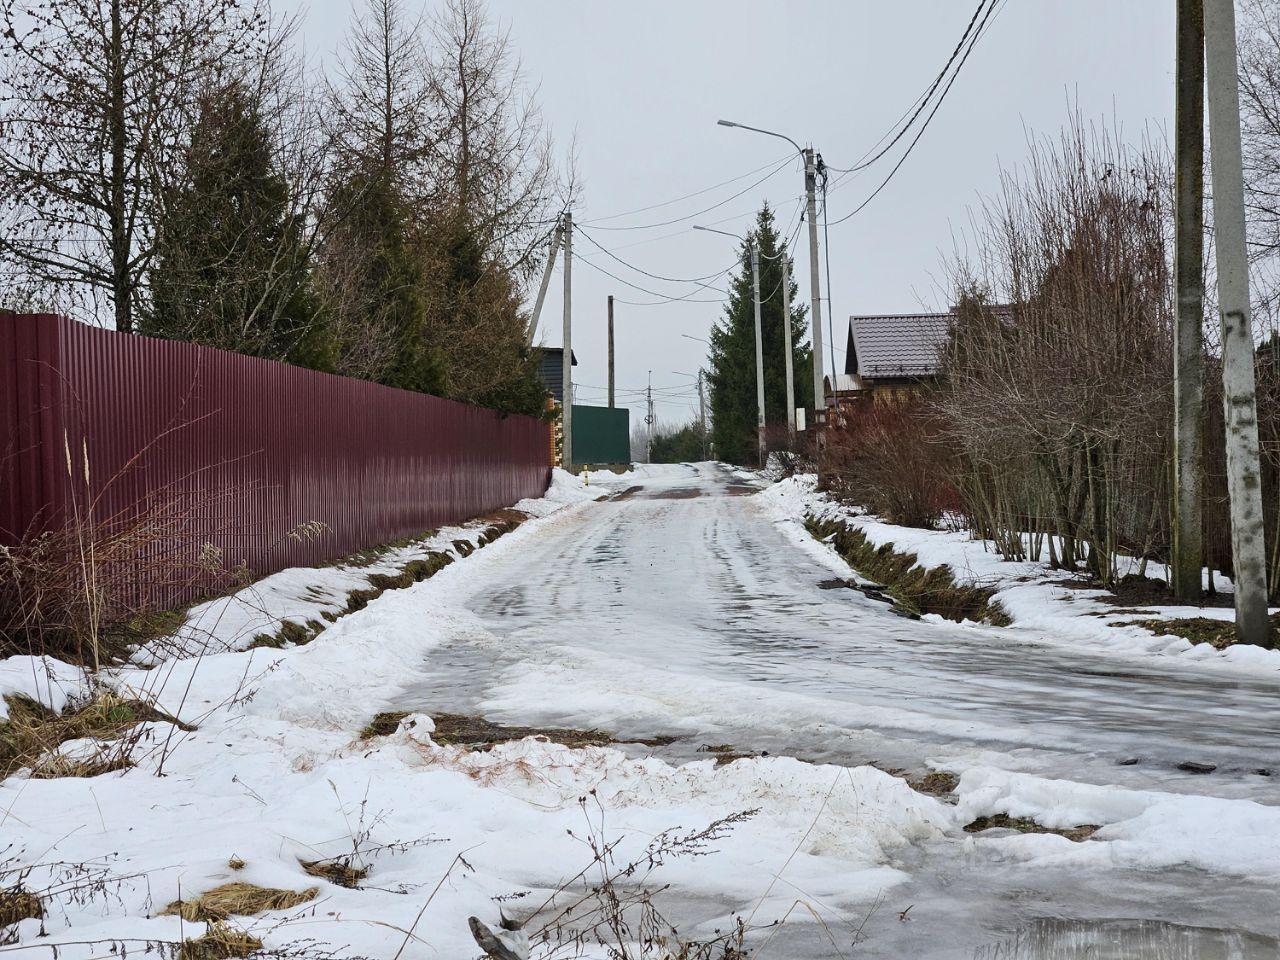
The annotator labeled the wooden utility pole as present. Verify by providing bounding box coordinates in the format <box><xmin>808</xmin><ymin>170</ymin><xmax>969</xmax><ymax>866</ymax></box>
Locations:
<box><xmin>1172</xmin><ymin>0</ymin><xmax>1206</xmax><ymax>601</ymax></box>
<box><xmin>607</xmin><ymin>295</ymin><xmax>615</xmax><ymax>408</ymax></box>
<box><xmin>562</xmin><ymin>212</ymin><xmax>573</xmax><ymax>473</ymax></box>
<box><xmin>1204</xmin><ymin>0</ymin><xmax>1272</xmax><ymax>646</ymax></box>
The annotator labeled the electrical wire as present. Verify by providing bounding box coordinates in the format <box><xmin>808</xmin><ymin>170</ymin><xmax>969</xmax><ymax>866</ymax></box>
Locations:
<box><xmin>826</xmin><ymin>0</ymin><xmax>992</xmax><ymax>177</ymax></box>
<box><xmin>579</xmin><ymin>152</ymin><xmax>792</xmax><ymax>225</ymax></box>
<box><xmin>575</xmin><ymin>225</ymin><xmax>738</xmax><ymax>286</ymax></box>
<box><xmin>571</xmin><ymin>251</ymin><xmax>729</xmax><ymax>302</ymax></box>
<box><xmin>580</xmin><ymin>157</ymin><xmax>795</xmax><ymax>231</ymax></box>
<box><xmin>825</xmin><ymin>0</ymin><xmax>1003</xmax><ymax>227</ymax></box>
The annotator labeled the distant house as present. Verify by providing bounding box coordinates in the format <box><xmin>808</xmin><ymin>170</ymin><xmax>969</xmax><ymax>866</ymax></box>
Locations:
<box><xmin>843</xmin><ymin>312</ymin><xmax>951</xmax><ymax>399</ymax></box>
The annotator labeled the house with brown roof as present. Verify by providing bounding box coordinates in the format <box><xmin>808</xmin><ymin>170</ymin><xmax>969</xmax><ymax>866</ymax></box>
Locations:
<box><xmin>840</xmin><ymin>312</ymin><xmax>951</xmax><ymax>402</ymax></box>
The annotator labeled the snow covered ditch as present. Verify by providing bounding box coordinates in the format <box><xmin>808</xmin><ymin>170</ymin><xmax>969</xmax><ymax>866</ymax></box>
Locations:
<box><xmin>6</xmin><ymin>464</ymin><xmax>1280</xmax><ymax>958</ymax></box>
<box><xmin>761</xmin><ymin>473</ymin><xmax>1280</xmax><ymax>675</ymax></box>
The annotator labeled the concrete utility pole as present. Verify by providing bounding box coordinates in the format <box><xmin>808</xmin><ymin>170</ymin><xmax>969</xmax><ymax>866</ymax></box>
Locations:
<box><xmin>1172</xmin><ymin>0</ymin><xmax>1206</xmax><ymax>601</ymax></box>
<box><xmin>781</xmin><ymin>254</ymin><xmax>796</xmax><ymax>443</ymax></box>
<box><xmin>750</xmin><ymin>243</ymin><xmax>766</xmax><ymax>467</ymax></box>
<box><xmin>697</xmin><ymin>369</ymin><xmax>708</xmax><ymax>460</ymax></box>
<box><xmin>607</xmin><ymin>295</ymin><xmax>615</xmax><ymax>408</ymax></box>
<box><xmin>561</xmin><ymin>212</ymin><xmax>573</xmax><ymax>473</ymax></box>
<box><xmin>803</xmin><ymin>147</ymin><xmax>826</xmax><ymax>418</ymax></box>
<box><xmin>1204</xmin><ymin>0</ymin><xmax>1272</xmax><ymax>646</ymax></box>
<box><xmin>526</xmin><ymin>221</ymin><xmax>562</xmax><ymax>346</ymax></box>
<box><xmin>715</xmin><ymin>122</ymin><xmax>825</xmax><ymax>416</ymax></box>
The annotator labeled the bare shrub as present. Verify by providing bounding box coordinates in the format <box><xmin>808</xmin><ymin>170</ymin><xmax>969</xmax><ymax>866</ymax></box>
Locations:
<box><xmin>822</xmin><ymin>397</ymin><xmax>957</xmax><ymax>530</ymax></box>
<box><xmin>937</xmin><ymin>118</ymin><xmax>1172</xmax><ymax>584</ymax></box>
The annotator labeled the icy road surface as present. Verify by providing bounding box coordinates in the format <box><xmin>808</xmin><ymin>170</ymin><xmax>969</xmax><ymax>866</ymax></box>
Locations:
<box><xmin>401</xmin><ymin>462</ymin><xmax>1280</xmax><ymax>957</ymax></box>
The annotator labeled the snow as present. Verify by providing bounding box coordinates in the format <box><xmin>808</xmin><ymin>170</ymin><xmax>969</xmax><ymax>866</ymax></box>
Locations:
<box><xmin>0</xmin><ymin>656</ymin><xmax>87</xmax><ymax>719</ymax></box>
<box><xmin>135</xmin><ymin>469</ymin><xmax>604</xmax><ymax>665</ymax></box>
<box><xmin>760</xmin><ymin>473</ymin><xmax>1280</xmax><ymax>675</ymax></box>
<box><xmin>5</xmin><ymin>463</ymin><xmax>1280</xmax><ymax>958</ymax></box>
<box><xmin>956</xmin><ymin>766</ymin><xmax>1280</xmax><ymax>879</ymax></box>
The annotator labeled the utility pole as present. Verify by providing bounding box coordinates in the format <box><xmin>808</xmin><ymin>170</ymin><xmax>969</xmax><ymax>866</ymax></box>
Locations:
<box><xmin>697</xmin><ymin>369</ymin><xmax>708</xmax><ymax>460</ymax></box>
<box><xmin>561</xmin><ymin>212</ymin><xmax>573</xmax><ymax>473</ymax></box>
<box><xmin>804</xmin><ymin>147</ymin><xmax>825</xmax><ymax>419</ymax></box>
<box><xmin>645</xmin><ymin>371</ymin><xmax>655</xmax><ymax>463</ymax></box>
<box><xmin>1173</xmin><ymin>0</ymin><xmax>1206</xmax><ymax>601</ymax></box>
<box><xmin>607</xmin><ymin>295</ymin><xmax>615</xmax><ymax>408</ymax></box>
<box><xmin>526</xmin><ymin>220</ymin><xmax>562</xmax><ymax>346</ymax></box>
<box><xmin>1204</xmin><ymin>0</ymin><xmax>1272</xmax><ymax>646</ymax></box>
<box><xmin>781</xmin><ymin>254</ymin><xmax>796</xmax><ymax>443</ymax></box>
<box><xmin>750</xmin><ymin>243</ymin><xmax>766</xmax><ymax>467</ymax></box>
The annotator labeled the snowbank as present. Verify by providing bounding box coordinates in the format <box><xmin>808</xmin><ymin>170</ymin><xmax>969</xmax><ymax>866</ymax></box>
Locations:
<box><xmin>957</xmin><ymin>766</ymin><xmax>1280</xmax><ymax>879</ymax></box>
<box><xmin>0</xmin><ymin>656</ymin><xmax>87</xmax><ymax>719</ymax></box>
<box><xmin>762</xmin><ymin>474</ymin><xmax>1280</xmax><ymax>675</ymax></box>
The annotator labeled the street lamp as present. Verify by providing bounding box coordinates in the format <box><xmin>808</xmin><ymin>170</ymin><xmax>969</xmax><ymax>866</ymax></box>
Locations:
<box><xmin>717</xmin><ymin>119</ymin><xmax>825</xmax><ymax>421</ymax></box>
<box><xmin>694</xmin><ymin>223</ymin><xmax>766</xmax><ymax>466</ymax></box>
<box><xmin>681</xmin><ymin>333</ymin><xmax>710</xmax><ymax>346</ymax></box>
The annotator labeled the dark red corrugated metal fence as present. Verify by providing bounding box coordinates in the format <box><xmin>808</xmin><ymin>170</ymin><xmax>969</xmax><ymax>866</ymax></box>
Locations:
<box><xmin>1</xmin><ymin>313</ymin><xmax>550</xmax><ymax>602</ymax></box>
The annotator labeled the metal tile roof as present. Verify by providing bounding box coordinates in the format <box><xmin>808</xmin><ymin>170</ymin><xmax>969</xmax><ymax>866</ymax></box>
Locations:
<box><xmin>846</xmin><ymin>312</ymin><xmax>951</xmax><ymax>379</ymax></box>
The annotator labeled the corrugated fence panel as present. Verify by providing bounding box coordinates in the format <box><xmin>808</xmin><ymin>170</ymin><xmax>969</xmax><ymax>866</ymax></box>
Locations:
<box><xmin>0</xmin><ymin>314</ymin><xmax>550</xmax><ymax>604</ymax></box>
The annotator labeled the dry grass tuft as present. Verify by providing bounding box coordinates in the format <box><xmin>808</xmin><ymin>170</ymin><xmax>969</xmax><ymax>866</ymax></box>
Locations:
<box><xmin>964</xmin><ymin>813</ymin><xmax>1099</xmax><ymax>842</ymax></box>
<box><xmin>227</xmin><ymin>857</ymin><xmax>246</xmax><ymax>871</ymax></box>
<box><xmin>299</xmin><ymin>858</ymin><xmax>367</xmax><ymax>889</ymax></box>
<box><xmin>178</xmin><ymin>921</ymin><xmax>263</xmax><ymax>960</ymax></box>
<box><xmin>806</xmin><ymin>516</ymin><xmax>1011</xmax><ymax>626</ymax></box>
<box><xmin>0</xmin><ymin>883</ymin><xmax>44</xmax><ymax>928</ymax></box>
<box><xmin>161</xmin><ymin>882</ymin><xmax>318</xmax><ymax>921</ymax></box>
<box><xmin>359</xmin><ymin>711</ymin><xmax>410</xmax><ymax>739</ymax></box>
<box><xmin>1</xmin><ymin>690</ymin><xmax>193</xmax><ymax>781</ymax></box>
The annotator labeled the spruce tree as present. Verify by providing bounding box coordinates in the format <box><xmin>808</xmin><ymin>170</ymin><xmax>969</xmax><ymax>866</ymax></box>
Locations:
<box><xmin>319</xmin><ymin>168</ymin><xmax>446</xmax><ymax>394</ymax></box>
<box><xmin>707</xmin><ymin>203</ymin><xmax>811</xmax><ymax>465</ymax></box>
<box><xmin>145</xmin><ymin>82</ymin><xmax>326</xmax><ymax>367</ymax></box>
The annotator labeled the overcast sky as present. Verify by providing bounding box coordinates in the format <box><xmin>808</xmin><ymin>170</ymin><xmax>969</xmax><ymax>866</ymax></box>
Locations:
<box><xmin>283</xmin><ymin>0</ymin><xmax>1175</xmax><ymax>426</ymax></box>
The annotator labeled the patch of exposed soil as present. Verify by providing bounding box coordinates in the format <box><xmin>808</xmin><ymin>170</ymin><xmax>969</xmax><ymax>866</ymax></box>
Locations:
<box><xmin>698</xmin><ymin>743</ymin><xmax>769</xmax><ymax>766</ymax></box>
<box><xmin>608</xmin><ymin>485</ymin><xmax>644</xmax><ymax>501</ymax></box>
<box><xmin>1115</xmin><ymin>612</ymin><xmax>1280</xmax><ymax>650</ymax></box>
<box><xmin>907</xmin><ymin>770</ymin><xmax>959</xmax><ymax>798</ymax></box>
<box><xmin>725</xmin><ymin>484</ymin><xmax>758</xmax><ymax>497</ymax></box>
<box><xmin>360</xmin><ymin>711</ymin><xmax>680</xmax><ymax>752</ymax></box>
<box><xmin>964</xmin><ymin>813</ymin><xmax>1099</xmax><ymax>842</ymax></box>
<box><xmin>1080</xmin><ymin>573</ymin><xmax>1234</xmax><ymax>609</ymax></box>
<box><xmin>649</xmin><ymin>487</ymin><xmax>702</xmax><ymax>500</ymax></box>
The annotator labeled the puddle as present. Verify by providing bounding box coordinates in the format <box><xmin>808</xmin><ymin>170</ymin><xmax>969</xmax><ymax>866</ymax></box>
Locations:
<box><xmin>975</xmin><ymin>918</ymin><xmax>1279</xmax><ymax>959</ymax></box>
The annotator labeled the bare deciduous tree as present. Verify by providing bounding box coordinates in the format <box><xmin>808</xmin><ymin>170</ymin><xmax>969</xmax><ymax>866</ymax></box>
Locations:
<box><xmin>0</xmin><ymin>0</ymin><xmax>263</xmax><ymax>331</ymax></box>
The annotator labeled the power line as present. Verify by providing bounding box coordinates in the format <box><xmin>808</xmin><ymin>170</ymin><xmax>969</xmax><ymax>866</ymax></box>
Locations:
<box><xmin>572</xmin><ymin>251</ymin><xmax>728</xmax><ymax>302</ymax></box>
<box><xmin>826</xmin><ymin>0</ymin><xmax>992</xmax><ymax>178</ymax></box>
<box><xmin>825</xmin><ymin>0</ymin><xmax>1003</xmax><ymax>227</ymax></box>
<box><xmin>579</xmin><ymin>152</ymin><xmax>792</xmax><ymax>225</ymax></box>
<box><xmin>581</xmin><ymin>157</ymin><xmax>795</xmax><ymax>231</ymax></box>
<box><xmin>575</xmin><ymin>225</ymin><xmax>737</xmax><ymax>286</ymax></box>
